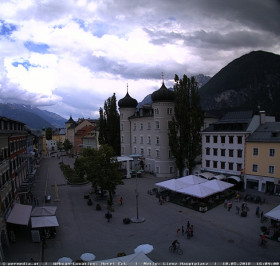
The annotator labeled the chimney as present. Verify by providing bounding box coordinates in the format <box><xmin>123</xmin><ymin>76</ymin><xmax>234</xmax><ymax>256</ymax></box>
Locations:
<box><xmin>259</xmin><ymin>110</ymin><xmax>266</xmax><ymax>124</ymax></box>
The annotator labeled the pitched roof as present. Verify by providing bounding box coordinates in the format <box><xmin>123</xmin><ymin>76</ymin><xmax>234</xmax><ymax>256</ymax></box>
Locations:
<box><xmin>246</xmin><ymin>122</ymin><xmax>280</xmax><ymax>142</ymax></box>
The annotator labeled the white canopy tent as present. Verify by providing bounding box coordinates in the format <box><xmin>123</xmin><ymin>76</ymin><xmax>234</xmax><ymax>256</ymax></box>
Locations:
<box><xmin>177</xmin><ymin>184</ymin><xmax>218</xmax><ymax>198</ymax></box>
<box><xmin>201</xmin><ymin>179</ymin><xmax>234</xmax><ymax>192</ymax></box>
<box><xmin>7</xmin><ymin>203</ymin><xmax>32</xmax><ymax>226</ymax></box>
<box><xmin>96</xmin><ymin>252</ymin><xmax>154</xmax><ymax>264</ymax></box>
<box><xmin>212</xmin><ymin>174</ymin><xmax>226</xmax><ymax>180</ymax></box>
<box><xmin>155</xmin><ymin>179</ymin><xmax>191</xmax><ymax>192</ymax></box>
<box><xmin>31</xmin><ymin>206</ymin><xmax>57</xmax><ymax>217</ymax></box>
<box><xmin>31</xmin><ymin>216</ymin><xmax>59</xmax><ymax>228</ymax></box>
<box><xmin>178</xmin><ymin>175</ymin><xmax>207</xmax><ymax>185</ymax></box>
<box><xmin>264</xmin><ymin>205</ymin><xmax>280</xmax><ymax>221</ymax></box>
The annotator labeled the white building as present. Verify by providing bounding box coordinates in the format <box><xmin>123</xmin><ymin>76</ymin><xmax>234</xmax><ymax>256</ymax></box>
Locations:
<box><xmin>201</xmin><ymin>110</ymin><xmax>275</xmax><ymax>179</ymax></box>
<box><xmin>118</xmin><ymin>83</ymin><xmax>177</xmax><ymax>178</ymax></box>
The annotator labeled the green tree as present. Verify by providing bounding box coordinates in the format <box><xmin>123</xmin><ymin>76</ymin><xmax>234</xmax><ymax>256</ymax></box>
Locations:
<box><xmin>63</xmin><ymin>139</ymin><xmax>73</xmax><ymax>154</ymax></box>
<box><xmin>98</xmin><ymin>93</ymin><xmax>120</xmax><ymax>155</ymax></box>
<box><xmin>57</xmin><ymin>141</ymin><xmax>63</xmax><ymax>152</ymax></box>
<box><xmin>168</xmin><ymin>74</ymin><xmax>204</xmax><ymax>177</ymax></box>
<box><xmin>75</xmin><ymin>145</ymin><xmax>122</xmax><ymax>203</ymax></box>
<box><xmin>46</xmin><ymin>127</ymin><xmax>53</xmax><ymax>140</ymax></box>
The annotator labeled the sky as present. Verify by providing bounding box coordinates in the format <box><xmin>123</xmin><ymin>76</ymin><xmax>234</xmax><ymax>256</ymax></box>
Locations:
<box><xmin>0</xmin><ymin>0</ymin><xmax>279</xmax><ymax>120</ymax></box>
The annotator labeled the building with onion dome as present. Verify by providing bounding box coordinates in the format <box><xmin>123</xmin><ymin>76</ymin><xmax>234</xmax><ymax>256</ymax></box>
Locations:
<box><xmin>118</xmin><ymin>82</ymin><xmax>177</xmax><ymax>178</ymax></box>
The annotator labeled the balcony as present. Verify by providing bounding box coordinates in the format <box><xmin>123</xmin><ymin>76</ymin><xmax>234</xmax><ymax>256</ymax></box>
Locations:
<box><xmin>0</xmin><ymin>159</ymin><xmax>9</xmax><ymax>173</ymax></box>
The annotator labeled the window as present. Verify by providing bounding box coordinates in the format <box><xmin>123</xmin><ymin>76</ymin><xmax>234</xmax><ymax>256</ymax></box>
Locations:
<box><xmin>147</xmin><ymin>136</ymin><xmax>151</xmax><ymax>144</ymax></box>
<box><xmin>221</xmin><ymin>149</ymin><xmax>226</xmax><ymax>156</ymax></box>
<box><xmin>253</xmin><ymin>148</ymin><xmax>258</xmax><ymax>156</ymax></box>
<box><xmin>134</xmin><ymin>147</ymin><xmax>137</xmax><ymax>154</ymax></box>
<box><xmin>121</xmin><ymin>136</ymin><xmax>124</xmax><ymax>143</ymax></box>
<box><xmin>169</xmin><ymin>150</ymin><xmax>173</xmax><ymax>158</ymax></box>
<box><xmin>156</xmin><ymin>150</ymin><xmax>160</xmax><ymax>158</ymax></box>
<box><xmin>206</xmin><ymin>160</ymin><xmax>210</xmax><ymax>167</ymax></box>
<box><xmin>237</xmin><ymin>163</ymin><xmax>242</xmax><ymax>171</ymax></box>
<box><xmin>169</xmin><ymin>167</ymin><xmax>173</xmax><ymax>174</ymax></box>
<box><xmin>167</xmin><ymin>108</ymin><xmax>173</xmax><ymax>115</ymax></box>
<box><xmin>121</xmin><ymin>123</ymin><xmax>123</xmax><ymax>131</ymax></box>
<box><xmin>237</xmin><ymin>149</ymin><xmax>242</xmax><ymax>158</ymax></box>
<box><xmin>206</xmin><ymin>147</ymin><xmax>210</xmax><ymax>155</ymax></box>
<box><xmin>121</xmin><ymin>113</ymin><xmax>124</xmax><ymax>119</ymax></box>
<box><xmin>213</xmin><ymin>148</ymin><xmax>218</xmax><ymax>156</ymax></box>
<box><xmin>268</xmin><ymin>165</ymin><xmax>275</xmax><ymax>174</ymax></box>
<box><xmin>148</xmin><ymin>149</ymin><xmax>151</xmax><ymax>156</ymax></box>
<box><xmin>156</xmin><ymin>136</ymin><xmax>160</xmax><ymax>145</ymax></box>
<box><xmin>122</xmin><ymin>147</ymin><xmax>124</xmax><ymax>153</ymax></box>
<box><xmin>228</xmin><ymin>162</ymin><xmax>233</xmax><ymax>170</ymax></box>
<box><xmin>140</xmin><ymin>136</ymin><xmax>143</xmax><ymax>144</ymax></box>
<box><xmin>237</xmin><ymin>136</ymin><xmax>242</xmax><ymax>144</ymax></box>
<box><xmin>133</xmin><ymin>123</ymin><xmax>136</xmax><ymax>130</ymax></box>
<box><xmin>140</xmin><ymin>123</ymin><xmax>143</xmax><ymax>130</ymax></box>
<box><xmin>140</xmin><ymin>148</ymin><xmax>144</xmax><ymax>156</ymax></box>
<box><xmin>229</xmin><ymin>136</ymin><xmax>234</xmax><ymax>144</ymax></box>
<box><xmin>213</xmin><ymin>136</ymin><xmax>218</xmax><ymax>143</ymax></box>
<box><xmin>147</xmin><ymin>122</ymin><xmax>151</xmax><ymax>130</ymax></box>
<box><xmin>221</xmin><ymin>161</ymin><xmax>225</xmax><ymax>169</ymax></box>
<box><xmin>221</xmin><ymin>136</ymin><xmax>225</xmax><ymax>143</ymax></box>
<box><xmin>154</xmin><ymin>108</ymin><xmax>159</xmax><ymax>115</ymax></box>
<box><xmin>206</xmin><ymin>136</ymin><xmax>210</xmax><ymax>143</ymax></box>
<box><xmin>133</xmin><ymin>136</ymin><xmax>137</xmax><ymax>143</ymax></box>
<box><xmin>156</xmin><ymin>166</ymin><xmax>159</xmax><ymax>173</ymax></box>
<box><xmin>155</xmin><ymin>121</ymin><xmax>160</xmax><ymax>129</ymax></box>
<box><xmin>229</xmin><ymin>149</ymin><xmax>234</xmax><ymax>157</ymax></box>
<box><xmin>269</xmin><ymin>149</ymin><xmax>275</xmax><ymax>157</ymax></box>
<box><xmin>252</xmin><ymin>164</ymin><xmax>258</xmax><ymax>172</ymax></box>
<box><xmin>213</xmin><ymin>161</ymin><xmax>217</xmax><ymax>168</ymax></box>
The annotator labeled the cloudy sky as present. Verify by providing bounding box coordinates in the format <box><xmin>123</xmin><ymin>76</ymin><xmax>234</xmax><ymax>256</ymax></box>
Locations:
<box><xmin>0</xmin><ymin>0</ymin><xmax>279</xmax><ymax>120</ymax></box>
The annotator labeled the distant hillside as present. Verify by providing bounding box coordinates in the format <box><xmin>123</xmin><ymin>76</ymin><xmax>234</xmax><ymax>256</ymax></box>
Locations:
<box><xmin>0</xmin><ymin>103</ymin><xmax>67</xmax><ymax>129</ymax></box>
<box><xmin>199</xmin><ymin>50</ymin><xmax>280</xmax><ymax>119</ymax></box>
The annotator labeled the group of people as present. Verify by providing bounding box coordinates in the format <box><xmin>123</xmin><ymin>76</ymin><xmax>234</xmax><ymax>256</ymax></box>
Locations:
<box><xmin>176</xmin><ymin>220</ymin><xmax>194</xmax><ymax>238</ymax></box>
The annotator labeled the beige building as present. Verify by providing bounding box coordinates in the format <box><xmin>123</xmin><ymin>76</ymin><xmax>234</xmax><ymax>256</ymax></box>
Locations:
<box><xmin>244</xmin><ymin>122</ymin><xmax>280</xmax><ymax>193</ymax></box>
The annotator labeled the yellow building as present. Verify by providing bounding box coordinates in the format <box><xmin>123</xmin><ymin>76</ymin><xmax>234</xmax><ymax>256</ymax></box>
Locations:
<box><xmin>52</xmin><ymin>128</ymin><xmax>66</xmax><ymax>148</ymax></box>
<box><xmin>244</xmin><ymin>122</ymin><xmax>280</xmax><ymax>193</ymax></box>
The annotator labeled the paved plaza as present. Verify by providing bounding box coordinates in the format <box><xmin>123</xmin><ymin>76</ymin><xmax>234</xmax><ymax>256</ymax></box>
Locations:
<box><xmin>4</xmin><ymin>156</ymin><xmax>280</xmax><ymax>263</ymax></box>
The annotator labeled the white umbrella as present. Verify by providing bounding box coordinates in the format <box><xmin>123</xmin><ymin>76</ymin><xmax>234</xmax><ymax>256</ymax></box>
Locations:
<box><xmin>134</xmin><ymin>244</ymin><xmax>154</xmax><ymax>254</ymax></box>
<box><xmin>80</xmin><ymin>253</ymin><xmax>96</xmax><ymax>262</ymax></box>
<box><xmin>57</xmin><ymin>257</ymin><xmax>73</xmax><ymax>263</ymax></box>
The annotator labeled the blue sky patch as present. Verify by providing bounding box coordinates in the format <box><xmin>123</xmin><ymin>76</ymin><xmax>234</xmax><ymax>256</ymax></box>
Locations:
<box><xmin>24</xmin><ymin>41</ymin><xmax>50</xmax><ymax>53</ymax></box>
<box><xmin>0</xmin><ymin>20</ymin><xmax>17</xmax><ymax>36</ymax></box>
<box><xmin>73</xmin><ymin>18</ymin><xmax>88</xmax><ymax>31</ymax></box>
<box><xmin>12</xmin><ymin>60</ymin><xmax>39</xmax><ymax>71</ymax></box>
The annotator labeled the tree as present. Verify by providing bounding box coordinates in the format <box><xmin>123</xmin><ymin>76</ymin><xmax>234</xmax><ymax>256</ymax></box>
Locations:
<box><xmin>63</xmin><ymin>139</ymin><xmax>73</xmax><ymax>154</ymax></box>
<box><xmin>98</xmin><ymin>93</ymin><xmax>120</xmax><ymax>155</ymax></box>
<box><xmin>46</xmin><ymin>127</ymin><xmax>53</xmax><ymax>140</ymax></box>
<box><xmin>168</xmin><ymin>74</ymin><xmax>204</xmax><ymax>177</ymax></box>
<box><xmin>75</xmin><ymin>145</ymin><xmax>122</xmax><ymax>203</ymax></box>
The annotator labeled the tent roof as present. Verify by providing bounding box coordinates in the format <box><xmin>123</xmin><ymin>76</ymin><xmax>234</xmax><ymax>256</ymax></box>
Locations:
<box><xmin>177</xmin><ymin>183</ymin><xmax>218</xmax><ymax>198</ymax></box>
<box><xmin>31</xmin><ymin>206</ymin><xmax>57</xmax><ymax>217</ymax></box>
<box><xmin>227</xmin><ymin>176</ymin><xmax>241</xmax><ymax>182</ymax></box>
<box><xmin>31</xmin><ymin>216</ymin><xmax>59</xmax><ymax>228</ymax></box>
<box><xmin>155</xmin><ymin>179</ymin><xmax>191</xmax><ymax>192</ymax></box>
<box><xmin>96</xmin><ymin>252</ymin><xmax>153</xmax><ymax>264</ymax></box>
<box><xmin>7</xmin><ymin>203</ymin><xmax>32</xmax><ymax>226</ymax></box>
<box><xmin>212</xmin><ymin>174</ymin><xmax>226</xmax><ymax>180</ymax></box>
<box><xmin>201</xmin><ymin>179</ymin><xmax>234</xmax><ymax>192</ymax></box>
<box><xmin>178</xmin><ymin>175</ymin><xmax>207</xmax><ymax>185</ymax></box>
<box><xmin>199</xmin><ymin>172</ymin><xmax>215</xmax><ymax>180</ymax></box>
<box><xmin>264</xmin><ymin>205</ymin><xmax>280</xmax><ymax>221</ymax></box>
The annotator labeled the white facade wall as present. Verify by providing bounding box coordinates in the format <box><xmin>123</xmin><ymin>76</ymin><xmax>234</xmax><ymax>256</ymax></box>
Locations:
<box><xmin>201</xmin><ymin>132</ymin><xmax>247</xmax><ymax>176</ymax></box>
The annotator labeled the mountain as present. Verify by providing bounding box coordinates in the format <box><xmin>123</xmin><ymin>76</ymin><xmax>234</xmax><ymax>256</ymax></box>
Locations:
<box><xmin>195</xmin><ymin>74</ymin><xmax>211</xmax><ymax>88</ymax></box>
<box><xmin>0</xmin><ymin>103</ymin><xmax>67</xmax><ymax>130</ymax></box>
<box><xmin>199</xmin><ymin>50</ymin><xmax>280</xmax><ymax>119</ymax></box>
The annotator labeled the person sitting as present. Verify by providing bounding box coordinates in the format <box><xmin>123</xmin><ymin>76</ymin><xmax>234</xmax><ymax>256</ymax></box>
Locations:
<box><xmin>172</xmin><ymin>239</ymin><xmax>180</xmax><ymax>250</ymax></box>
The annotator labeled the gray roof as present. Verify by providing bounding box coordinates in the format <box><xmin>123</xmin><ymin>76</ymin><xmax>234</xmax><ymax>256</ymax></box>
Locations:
<box><xmin>246</xmin><ymin>122</ymin><xmax>280</xmax><ymax>142</ymax></box>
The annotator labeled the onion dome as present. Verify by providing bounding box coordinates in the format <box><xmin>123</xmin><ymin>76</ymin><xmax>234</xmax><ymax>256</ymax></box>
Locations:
<box><xmin>151</xmin><ymin>82</ymin><xmax>175</xmax><ymax>102</ymax></box>
<box><xmin>118</xmin><ymin>92</ymin><xmax>138</xmax><ymax>108</ymax></box>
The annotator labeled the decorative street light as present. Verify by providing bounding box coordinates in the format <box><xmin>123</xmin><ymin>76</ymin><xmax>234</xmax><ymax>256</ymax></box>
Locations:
<box><xmin>130</xmin><ymin>154</ymin><xmax>145</xmax><ymax>223</ymax></box>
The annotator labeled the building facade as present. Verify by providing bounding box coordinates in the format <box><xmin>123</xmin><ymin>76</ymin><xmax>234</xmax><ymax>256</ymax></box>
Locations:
<box><xmin>244</xmin><ymin>122</ymin><xmax>280</xmax><ymax>193</ymax></box>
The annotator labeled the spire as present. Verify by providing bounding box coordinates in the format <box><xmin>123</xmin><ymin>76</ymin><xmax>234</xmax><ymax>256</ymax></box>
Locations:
<box><xmin>161</xmin><ymin>72</ymin><xmax>164</xmax><ymax>84</ymax></box>
<box><xmin>127</xmin><ymin>83</ymin><xmax>129</xmax><ymax>94</ymax></box>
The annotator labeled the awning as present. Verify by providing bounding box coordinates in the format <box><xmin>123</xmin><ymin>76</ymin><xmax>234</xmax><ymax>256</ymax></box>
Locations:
<box><xmin>31</xmin><ymin>216</ymin><xmax>59</xmax><ymax>228</ymax></box>
<box><xmin>31</xmin><ymin>206</ymin><xmax>57</xmax><ymax>217</ymax></box>
<box><xmin>227</xmin><ymin>176</ymin><xmax>241</xmax><ymax>182</ymax></box>
<box><xmin>199</xmin><ymin>172</ymin><xmax>215</xmax><ymax>180</ymax></box>
<box><xmin>117</xmin><ymin>156</ymin><xmax>133</xmax><ymax>162</ymax></box>
<box><xmin>212</xmin><ymin>174</ymin><xmax>226</xmax><ymax>180</ymax></box>
<box><xmin>264</xmin><ymin>205</ymin><xmax>280</xmax><ymax>221</ymax></box>
<box><xmin>7</xmin><ymin>203</ymin><xmax>32</xmax><ymax>226</ymax></box>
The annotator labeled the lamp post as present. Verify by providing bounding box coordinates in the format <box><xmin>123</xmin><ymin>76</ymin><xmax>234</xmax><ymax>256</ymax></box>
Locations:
<box><xmin>130</xmin><ymin>154</ymin><xmax>145</xmax><ymax>223</ymax></box>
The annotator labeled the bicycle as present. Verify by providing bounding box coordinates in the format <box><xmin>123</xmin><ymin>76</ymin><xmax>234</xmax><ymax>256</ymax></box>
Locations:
<box><xmin>169</xmin><ymin>245</ymin><xmax>183</xmax><ymax>255</ymax></box>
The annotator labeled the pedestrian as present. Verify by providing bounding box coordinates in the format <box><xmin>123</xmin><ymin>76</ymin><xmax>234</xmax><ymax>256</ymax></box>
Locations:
<box><xmin>181</xmin><ymin>226</ymin><xmax>185</xmax><ymax>235</ymax></box>
<box><xmin>176</xmin><ymin>228</ymin><xmax>180</xmax><ymax>235</ymax></box>
<box><xmin>256</xmin><ymin>206</ymin><xmax>260</xmax><ymax>217</ymax></box>
<box><xmin>260</xmin><ymin>211</ymin><xmax>264</xmax><ymax>222</ymax></box>
<box><xmin>227</xmin><ymin>201</ymin><xmax>232</xmax><ymax>211</ymax></box>
<box><xmin>190</xmin><ymin>225</ymin><xmax>194</xmax><ymax>237</ymax></box>
<box><xmin>187</xmin><ymin>220</ymin><xmax>190</xmax><ymax>230</ymax></box>
<box><xmin>224</xmin><ymin>199</ymin><xmax>228</xmax><ymax>208</ymax></box>
<box><xmin>105</xmin><ymin>211</ymin><xmax>112</xmax><ymax>222</ymax></box>
<box><xmin>120</xmin><ymin>197</ymin><xmax>123</xmax><ymax>206</ymax></box>
<box><xmin>236</xmin><ymin>206</ymin><xmax>240</xmax><ymax>215</ymax></box>
<box><xmin>187</xmin><ymin>227</ymin><xmax>191</xmax><ymax>239</ymax></box>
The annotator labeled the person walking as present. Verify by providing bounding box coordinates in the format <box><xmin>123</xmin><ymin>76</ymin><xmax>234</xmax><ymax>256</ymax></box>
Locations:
<box><xmin>120</xmin><ymin>197</ymin><xmax>123</xmax><ymax>206</ymax></box>
<box><xmin>105</xmin><ymin>211</ymin><xmax>112</xmax><ymax>222</ymax></box>
<box><xmin>176</xmin><ymin>228</ymin><xmax>180</xmax><ymax>236</ymax></box>
<box><xmin>181</xmin><ymin>226</ymin><xmax>185</xmax><ymax>235</ymax></box>
<box><xmin>256</xmin><ymin>206</ymin><xmax>260</xmax><ymax>217</ymax></box>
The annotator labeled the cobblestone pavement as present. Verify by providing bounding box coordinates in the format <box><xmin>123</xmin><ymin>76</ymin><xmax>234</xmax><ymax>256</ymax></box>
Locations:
<box><xmin>4</xmin><ymin>156</ymin><xmax>280</xmax><ymax>263</ymax></box>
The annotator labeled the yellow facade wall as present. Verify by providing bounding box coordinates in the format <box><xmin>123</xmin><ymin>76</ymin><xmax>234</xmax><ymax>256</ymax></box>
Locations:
<box><xmin>245</xmin><ymin>142</ymin><xmax>280</xmax><ymax>180</ymax></box>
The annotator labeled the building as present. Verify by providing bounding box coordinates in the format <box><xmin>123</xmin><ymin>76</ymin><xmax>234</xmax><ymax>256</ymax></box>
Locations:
<box><xmin>244</xmin><ymin>122</ymin><xmax>280</xmax><ymax>193</ymax></box>
<box><xmin>201</xmin><ymin>110</ymin><xmax>275</xmax><ymax>180</ymax></box>
<box><xmin>52</xmin><ymin>128</ymin><xmax>66</xmax><ymax>149</ymax></box>
<box><xmin>118</xmin><ymin>83</ymin><xmax>177</xmax><ymax>178</ymax></box>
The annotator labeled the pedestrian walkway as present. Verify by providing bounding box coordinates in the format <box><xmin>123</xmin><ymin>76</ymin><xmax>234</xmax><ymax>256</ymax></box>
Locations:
<box><xmin>4</xmin><ymin>157</ymin><xmax>280</xmax><ymax>263</ymax></box>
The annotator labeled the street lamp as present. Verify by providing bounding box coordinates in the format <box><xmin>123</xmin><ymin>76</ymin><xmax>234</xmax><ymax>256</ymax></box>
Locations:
<box><xmin>130</xmin><ymin>154</ymin><xmax>145</xmax><ymax>223</ymax></box>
